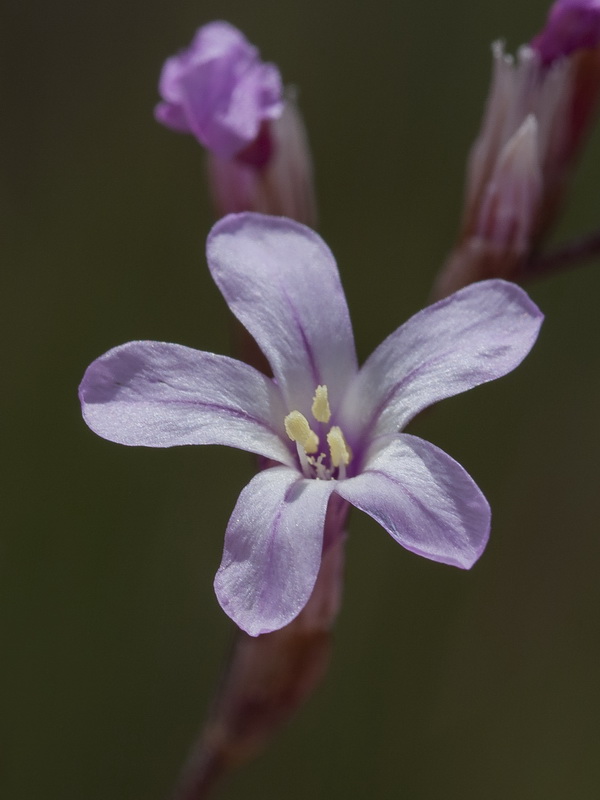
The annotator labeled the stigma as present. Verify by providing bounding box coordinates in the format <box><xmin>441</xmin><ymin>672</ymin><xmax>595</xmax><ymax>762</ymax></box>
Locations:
<box><xmin>284</xmin><ymin>385</ymin><xmax>352</xmax><ymax>479</ymax></box>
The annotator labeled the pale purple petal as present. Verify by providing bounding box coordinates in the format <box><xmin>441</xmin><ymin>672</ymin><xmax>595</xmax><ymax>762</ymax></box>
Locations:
<box><xmin>531</xmin><ymin>0</ymin><xmax>600</xmax><ymax>66</ymax></box>
<box><xmin>154</xmin><ymin>53</ymin><xmax>195</xmax><ymax>132</ymax></box>
<box><xmin>155</xmin><ymin>21</ymin><xmax>283</xmax><ymax>157</ymax></box>
<box><xmin>79</xmin><ymin>341</ymin><xmax>293</xmax><ymax>465</ymax></box>
<box><xmin>336</xmin><ymin>434</ymin><xmax>490</xmax><ymax>569</ymax></box>
<box><xmin>206</xmin><ymin>213</ymin><xmax>358</xmax><ymax>417</ymax></box>
<box><xmin>340</xmin><ymin>280</ymin><xmax>543</xmax><ymax>443</ymax></box>
<box><xmin>200</xmin><ymin>61</ymin><xmax>282</xmax><ymax>150</ymax></box>
<box><xmin>214</xmin><ymin>466</ymin><xmax>336</xmax><ymax>635</ymax></box>
<box><xmin>154</xmin><ymin>100</ymin><xmax>191</xmax><ymax>133</ymax></box>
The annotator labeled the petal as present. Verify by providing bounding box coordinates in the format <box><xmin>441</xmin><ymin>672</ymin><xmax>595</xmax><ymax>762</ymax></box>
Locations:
<box><xmin>79</xmin><ymin>341</ymin><xmax>293</xmax><ymax>465</ymax></box>
<box><xmin>206</xmin><ymin>213</ymin><xmax>358</xmax><ymax>417</ymax></box>
<box><xmin>154</xmin><ymin>100</ymin><xmax>191</xmax><ymax>133</ymax></box>
<box><xmin>336</xmin><ymin>434</ymin><xmax>490</xmax><ymax>569</ymax></box>
<box><xmin>195</xmin><ymin>61</ymin><xmax>283</xmax><ymax>157</ymax></box>
<box><xmin>340</xmin><ymin>280</ymin><xmax>543</xmax><ymax>441</ymax></box>
<box><xmin>214</xmin><ymin>466</ymin><xmax>335</xmax><ymax>635</ymax></box>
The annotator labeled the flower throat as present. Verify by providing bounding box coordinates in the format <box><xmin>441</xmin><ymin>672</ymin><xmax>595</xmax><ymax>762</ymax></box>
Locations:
<box><xmin>284</xmin><ymin>385</ymin><xmax>351</xmax><ymax>480</ymax></box>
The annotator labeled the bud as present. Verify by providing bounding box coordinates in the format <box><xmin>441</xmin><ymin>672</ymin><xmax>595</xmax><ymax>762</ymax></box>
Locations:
<box><xmin>156</xmin><ymin>22</ymin><xmax>317</xmax><ymax>226</ymax></box>
<box><xmin>463</xmin><ymin>44</ymin><xmax>570</xmax><ymax>238</ymax></box>
<box><xmin>434</xmin><ymin>1</ymin><xmax>600</xmax><ymax>298</ymax></box>
<box><xmin>437</xmin><ymin>115</ymin><xmax>544</xmax><ymax>296</ymax></box>
<box><xmin>476</xmin><ymin>116</ymin><xmax>542</xmax><ymax>254</ymax></box>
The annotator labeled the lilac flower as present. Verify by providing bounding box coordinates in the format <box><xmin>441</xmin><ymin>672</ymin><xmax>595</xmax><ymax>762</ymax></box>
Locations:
<box><xmin>79</xmin><ymin>214</ymin><xmax>543</xmax><ymax>636</ymax></box>
<box><xmin>155</xmin><ymin>21</ymin><xmax>283</xmax><ymax>159</ymax></box>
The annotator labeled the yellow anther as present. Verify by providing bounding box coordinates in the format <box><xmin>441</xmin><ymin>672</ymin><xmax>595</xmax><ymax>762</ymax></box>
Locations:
<box><xmin>327</xmin><ymin>426</ymin><xmax>351</xmax><ymax>468</ymax></box>
<box><xmin>284</xmin><ymin>411</ymin><xmax>319</xmax><ymax>454</ymax></box>
<box><xmin>311</xmin><ymin>385</ymin><xmax>331</xmax><ymax>424</ymax></box>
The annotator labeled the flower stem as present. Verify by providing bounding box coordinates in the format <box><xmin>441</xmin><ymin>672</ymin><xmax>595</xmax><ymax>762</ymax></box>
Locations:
<box><xmin>170</xmin><ymin>499</ymin><xmax>348</xmax><ymax>799</ymax></box>
<box><xmin>524</xmin><ymin>229</ymin><xmax>600</xmax><ymax>278</ymax></box>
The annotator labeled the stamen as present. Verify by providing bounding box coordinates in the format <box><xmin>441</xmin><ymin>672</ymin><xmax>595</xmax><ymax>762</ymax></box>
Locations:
<box><xmin>311</xmin><ymin>385</ymin><xmax>331</xmax><ymax>424</ymax></box>
<box><xmin>284</xmin><ymin>410</ymin><xmax>319</xmax><ymax>454</ymax></box>
<box><xmin>327</xmin><ymin>426</ymin><xmax>351</xmax><ymax>468</ymax></box>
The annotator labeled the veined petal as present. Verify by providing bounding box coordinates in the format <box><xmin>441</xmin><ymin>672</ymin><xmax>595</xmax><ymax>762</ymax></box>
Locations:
<box><xmin>79</xmin><ymin>341</ymin><xmax>293</xmax><ymax>465</ymax></box>
<box><xmin>214</xmin><ymin>466</ymin><xmax>336</xmax><ymax>635</ymax></box>
<box><xmin>336</xmin><ymin>434</ymin><xmax>490</xmax><ymax>569</ymax></box>
<box><xmin>340</xmin><ymin>280</ymin><xmax>543</xmax><ymax>441</ymax></box>
<box><xmin>206</xmin><ymin>213</ymin><xmax>358</xmax><ymax>416</ymax></box>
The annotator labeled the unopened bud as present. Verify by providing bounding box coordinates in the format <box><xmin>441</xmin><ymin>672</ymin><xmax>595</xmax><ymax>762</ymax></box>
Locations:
<box><xmin>434</xmin><ymin>3</ymin><xmax>600</xmax><ymax>298</ymax></box>
<box><xmin>476</xmin><ymin>115</ymin><xmax>542</xmax><ymax>255</ymax></box>
<box><xmin>463</xmin><ymin>42</ymin><xmax>571</xmax><ymax>243</ymax></box>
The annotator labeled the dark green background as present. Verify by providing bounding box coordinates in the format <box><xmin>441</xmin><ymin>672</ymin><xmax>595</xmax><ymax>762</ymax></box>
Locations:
<box><xmin>4</xmin><ymin>0</ymin><xmax>600</xmax><ymax>797</ymax></box>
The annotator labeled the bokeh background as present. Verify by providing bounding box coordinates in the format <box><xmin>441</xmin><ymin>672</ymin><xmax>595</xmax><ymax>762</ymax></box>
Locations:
<box><xmin>4</xmin><ymin>0</ymin><xmax>600</xmax><ymax>797</ymax></box>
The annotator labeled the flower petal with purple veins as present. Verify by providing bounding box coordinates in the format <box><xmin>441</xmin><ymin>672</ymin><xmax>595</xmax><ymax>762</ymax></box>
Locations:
<box><xmin>340</xmin><ymin>280</ymin><xmax>543</xmax><ymax>443</ymax></box>
<box><xmin>206</xmin><ymin>214</ymin><xmax>358</xmax><ymax>416</ymax></box>
<box><xmin>79</xmin><ymin>341</ymin><xmax>293</xmax><ymax>464</ymax></box>
<box><xmin>214</xmin><ymin>466</ymin><xmax>336</xmax><ymax>635</ymax></box>
<box><xmin>336</xmin><ymin>434</ymin><xmax>491</xmax><ymax>569</ymax></box>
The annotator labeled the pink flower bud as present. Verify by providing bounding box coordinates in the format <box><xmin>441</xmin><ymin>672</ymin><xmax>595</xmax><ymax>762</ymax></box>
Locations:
<box><xmin>155</xmin><ymin>22</ymin><xmax>283</xmax><ymax>159</ymax></box>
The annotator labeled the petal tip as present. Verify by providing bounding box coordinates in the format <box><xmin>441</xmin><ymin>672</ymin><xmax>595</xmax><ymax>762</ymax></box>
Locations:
<box><xmin>214</xmin><ymin>574</ymin><xmax>284</xmax><ymax>637</ymax></box>
<box><xmin>206</xmin><ymin>210</ymin><xmax>317</xmax><ymax>246</ymax></box>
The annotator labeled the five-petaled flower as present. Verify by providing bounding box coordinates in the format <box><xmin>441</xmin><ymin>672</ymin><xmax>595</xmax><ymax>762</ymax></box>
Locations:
<box><xmin>79</xmin><ymin>214</ymin><xmax>543</xmax><ymax>636</ymax></box>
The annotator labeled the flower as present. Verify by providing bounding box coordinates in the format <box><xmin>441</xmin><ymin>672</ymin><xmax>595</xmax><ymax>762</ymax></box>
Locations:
<box><xmin>154</xmin><ymin>21</ymin><xmax>283</xmax><ymax>159</ymax></box>
<box><xmin>79</xmin><ymin>214</ymin><xmax>543</xmax><ymax>636</ymax></box>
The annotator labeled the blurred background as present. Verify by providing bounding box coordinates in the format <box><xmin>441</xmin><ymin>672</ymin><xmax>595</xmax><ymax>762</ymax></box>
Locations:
<box><xmin>3</xmin><ymin>0</ymin><xmax>600</xmax><ymax>797</ymax></box>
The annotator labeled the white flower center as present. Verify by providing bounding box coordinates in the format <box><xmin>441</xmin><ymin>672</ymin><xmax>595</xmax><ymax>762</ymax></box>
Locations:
<box><xmin>284</xmin><ymin>385</ymin><xmax>351</xmax><ymax>480</ymax></box>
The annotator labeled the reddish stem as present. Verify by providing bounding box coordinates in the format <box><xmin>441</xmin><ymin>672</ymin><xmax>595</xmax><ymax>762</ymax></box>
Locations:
<box><xmin>525</xmin><ymin>229</ymin><xmax>600</xmax><ymax>278</ymax></box>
